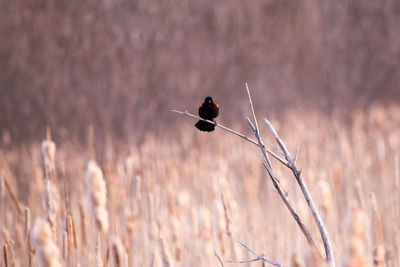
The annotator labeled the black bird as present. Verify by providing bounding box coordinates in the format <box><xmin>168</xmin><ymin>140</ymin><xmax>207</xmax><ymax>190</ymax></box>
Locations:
<box><xmin>195</xmin><ymin>96</ymin><xmax>219</xmax><ymax>132</ymax></box>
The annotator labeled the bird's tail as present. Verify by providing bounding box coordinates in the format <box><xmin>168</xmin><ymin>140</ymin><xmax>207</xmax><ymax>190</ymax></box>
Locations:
<box><xmin>195</xmin><ymin>120</ymin><xmax>215</xmax><ymax>132</ymax></box>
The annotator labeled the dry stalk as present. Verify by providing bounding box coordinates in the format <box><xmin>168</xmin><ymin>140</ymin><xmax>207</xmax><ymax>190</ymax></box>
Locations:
<box><xmin>3</xmin><ymin>243</ymin><xmax>10</xmax><ymax>267</ymax></box>
<box><xmin>24</xmin><ymin>207</ymin><xmax>31</xmax><ymax>236</ymax></box>
<box><xmin>79</xmin><ymin>202</ymin><xmax>87</xmax><ymax>247</ymax></box>
<box><xmin>3</xmin><ymin>176</ymin><xmax>23</xmax><ymax>217</ymax></box>
<box><xmin>220</xmin><ymin>194</ymin><xmax>237</xmax><ymax>261</ymax></box>
<box><xmin>370</xmin><ymin>193</ymin><xmax>385</xmax><ymax>267</ymax></box>
<box><xmin>27</xmin><ymin>231</ymin><xmax>34</xmax><ymax>267</ymax></box>
<box><xmin>215</xmin><ymin>252</ymin><xmax>225</xmax><ymax>267</ymax></box>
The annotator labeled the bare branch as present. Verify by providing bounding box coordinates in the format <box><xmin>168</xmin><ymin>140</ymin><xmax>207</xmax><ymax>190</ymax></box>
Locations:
<box><xmin>246</xmin><ymin>83</ymin><xmax>260</xmax><ymax>135</ymax></box>
<box><xmin>171</xmin><ymin>109</ymin><xmax>289</xmax><ymax>167</ymax></box>
<box><xmin>263</xmin><ymin>118</ymin><xmax>293</xmax><ymax>164</ymax></box>
<box><xmin>294</xmin><ymin>140</ymin><xmax>300</xmax><ymax>162</ymax></box>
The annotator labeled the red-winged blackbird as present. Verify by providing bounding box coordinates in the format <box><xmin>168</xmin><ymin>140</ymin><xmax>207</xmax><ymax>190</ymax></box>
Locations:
<box><xmin>195</xmin><ymin>96</ymin><xmax>219</xmax><ymax>132</ymax></box>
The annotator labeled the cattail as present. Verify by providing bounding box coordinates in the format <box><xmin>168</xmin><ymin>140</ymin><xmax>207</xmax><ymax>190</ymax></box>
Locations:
<box><xmin>41</xmin><ymin>139</ymin><xmax>56</xmax><ymax>180</ymax></box>
<box><xmin>291</xmin><ymin>252</ymin><xmax>304</xmax><ymax>267</ymax></box>
<box><xmin>198</xmin><ymin>207</ymin><xmax>213</xmax><ymax>243</ymax></box>
<box><xmin>125</xmin><ymin>208</ymin><xmax>135</xmax><ymax>236</ymax></box>
<box><xmin>32</xmin><ymin>218</ymin><xmax>62</xmax><ymax>267</ymax></box>
<box><xmin>41</xmin><ymin>140</ymin><xmax>56</xmax><ymax>166</ymax></box>
<box><xmin>345</xmin><ymin>203</ymin><xmax>368</xmax><ymax>267</ymax></box>
<box><xmin>318</xmin><ymin>180</ymin><xmax>333</xmax><ymax>214</ymax></box>
<box><xmin>373</xmin><ymin>245</ymin><xmax>385</xmax><ymax>267</ymax></box>
<box><xmin>214</xmin><ymin>197</ymin><xmax>226</xmax><ymax>255</ymax></box>
<box><xmin>44</xmin><ymin>180</ymin><xmax>59</xmax><ymax>235</ymax></box>
<box><xmin>111</xmin><ymin>236</ymin><xmax>124</xmax><ymax>267</ymax></box>
<box><xmin>305</xmin><ymin>248</ymin><xmax>326</xmax><ymax>267</ymax></box>
<box><xmin>85</xmin><ymin>160</ymin><xmax>109</xmax><ymax>234</ymax></box>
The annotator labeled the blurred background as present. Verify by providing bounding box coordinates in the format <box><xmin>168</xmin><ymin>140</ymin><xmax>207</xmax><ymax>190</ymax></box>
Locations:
<box><xmin>1</xmin><ymin>2</ymin><xmax>400</xmax><ymax>266</ymax></box>
<box><xmin>1</xmin><ymin>0</ymin><xmax>400</xmax><ymax>143</ymax></box>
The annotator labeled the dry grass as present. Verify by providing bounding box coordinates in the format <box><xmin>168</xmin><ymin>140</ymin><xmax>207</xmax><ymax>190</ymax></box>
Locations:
<box><xmin>0</xmin><ymin>104</ymin><xmax>399</xmax><ymax>266</ymax></box>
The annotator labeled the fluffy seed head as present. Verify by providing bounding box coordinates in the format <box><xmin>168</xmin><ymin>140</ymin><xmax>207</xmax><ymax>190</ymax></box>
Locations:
<box><xmin>32</xmin><ymin>218</ymin><xmax>62</xmax><ymax>267</ymax></box>
<box><xmin>85</xmin><ymin>160</ymin><xmax>109</xmax><ymax>233</ymax></box>
<box><xmin>41</xmin><ymin>140</ymin><xmax>56</xmax><ymax>165</ymax></box>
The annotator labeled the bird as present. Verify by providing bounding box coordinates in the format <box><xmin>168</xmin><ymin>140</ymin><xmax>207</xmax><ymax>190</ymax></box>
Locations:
<box><xmin>195</xmin><ymin>96</ymin><xmax>219</xmax><ymax>132</ymax></box>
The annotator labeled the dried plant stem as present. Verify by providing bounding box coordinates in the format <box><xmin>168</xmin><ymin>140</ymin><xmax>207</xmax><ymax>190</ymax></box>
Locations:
<box><xmin>79</xmin><ymin>203</ymin><xmax>87</xmax><ymax>247</ymax></box>
<box><xmin>24</xmin><ymin>207</ymin><xmax>31</xmax><ymax>235</ymax></box>
<box><xmin>220</xmin><ymin>194</ymin><xmax>237</xmax><ymax>261</ymax></box>
<box><xmin>171</xmin><ymin>109</ymin><xmax>288</xmax><ymax>167</ymax></box>
<box><xmin>226</xmin><ymin>237</ymin><xmax>281</xmax><ymax>266</ymax></box>
<box><xmin>215</xmin><ymin>252</ymin><xmax>225</xmax><ymax>267</ymax></box>
<box><xmin>4</xmin><ymin>176</ymin><xmax>23</xmax><ymax>217</ymax></box>
<box><xmin>3</xmin><ymin>243</ymin><xmax>10</xmax><ymax>267</ymax></box>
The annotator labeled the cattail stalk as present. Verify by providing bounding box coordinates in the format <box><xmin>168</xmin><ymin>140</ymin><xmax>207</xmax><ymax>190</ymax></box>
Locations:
<box><xmin>4</xmin><ymin>176</ymin><xmax>23</xmax><ymax>217</ymax></box>
<box><xmin>79</xmin><ymin>203</ymin><xmax>87</xmax><ymax>246</ymax></box>
<box><xmin>3</xmin><ymin>243</ymin><xmax>10</xmax><ymax>267</ymax></box>
<box><xmin>24</xmin><ymin>207</ymin><xmax>31</xmax><ymax>236</ymax></box>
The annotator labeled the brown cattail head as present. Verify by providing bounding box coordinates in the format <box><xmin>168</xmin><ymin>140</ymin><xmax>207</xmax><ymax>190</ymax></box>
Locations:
<box><xmin>85</xmin><ymin>160</ymin><xmax>109</xmax><ymax>234</ymax></box>
<box><xmin>32</xmin><ymin>218</ymin><xmax>62</xmax><ymax>267</ymax></box>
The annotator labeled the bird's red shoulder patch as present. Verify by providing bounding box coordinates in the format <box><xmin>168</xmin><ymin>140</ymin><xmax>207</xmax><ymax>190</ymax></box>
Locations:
<box><xmin>200</xmin><ymin>102</ymin><xmax>204</xmax><ymax>107</ymax></box>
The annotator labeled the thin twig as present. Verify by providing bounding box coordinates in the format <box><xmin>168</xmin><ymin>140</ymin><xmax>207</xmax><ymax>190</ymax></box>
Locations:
<box><xmin>246</xmin><ymin>83</ymin><xmax>260</xmax><ymax>136</ymax></box>
<box><xmin>171</xmin><ymin>109</ymin><xmax>289</xmax><ymax>167</ymax></box>
<box><xmin>215</xmin><ymin>252</ymin><xmax>225</xmax><ymax>267</ymax></box>
<box><xmin>263</xmin><ymin>117</ymin><xmax>335</xmax><ymax>266</ymax></box>
<box><xmin>225</xmin><ymin>237</ymin><xmax>282</xmax><ymax>267</ymax></box>
<box><xmin>294</xmin><ymin>140</ymin><xmax>300</xmax><ymax>162</ymax></box>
